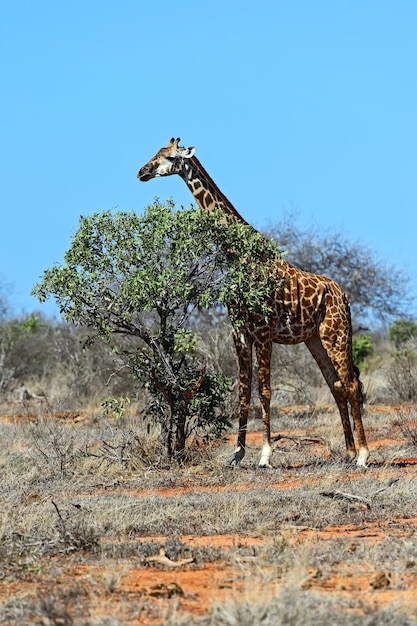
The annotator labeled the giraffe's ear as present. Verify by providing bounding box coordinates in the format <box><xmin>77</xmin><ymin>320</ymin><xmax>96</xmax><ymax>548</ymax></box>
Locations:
<box><xmin>182</xmin><ymin>146</ymin><xmax>196</xmax><ymax>158</ymax></box>
<box><xmin>170</xmin><ymin>138</ymin><xmax>195</xmax><ymax>158</ymax></box>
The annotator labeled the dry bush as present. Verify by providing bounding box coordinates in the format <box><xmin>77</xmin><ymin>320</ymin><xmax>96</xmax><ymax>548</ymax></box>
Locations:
<box><xmin>270</xmin><ymin>343</ymin><xmax>325</xmax><ymax>405</ymax></box>
<box><xmin>0</xmin><ymin>589</ymin><xmax>122</xmax><ymax>626</ymax></box>
<box><xmin>386</xmin><ymin>344</ymin><xmax>417</xmax><ymax>403</ymax></box>
<box><xmin>0</xmin><ymin>318</ymin><xmax>142</xmax><ymax>411</ymax></box>
<box><xmin>175</xmin><ymin>587</ymin><xmax>414</xmax><ymax>626</ymax></box>
<box><xmin>27</xmin><ymin>420</ymin><xmax>79</xmax><ymax>478</ymax></box>
<box><xmin>392</xmin><ymin>409</ymin><xmax>417</xmax><ymax>448</ymax></box>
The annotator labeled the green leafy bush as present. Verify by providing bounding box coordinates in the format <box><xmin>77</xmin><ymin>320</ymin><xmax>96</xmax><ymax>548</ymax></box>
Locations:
<box><xmin>388</xmin><ymin>318</ymin><xmax>417</xmax><ymax>349</ymax></box>
<box><xmin>33</xmin><ymin>201</ymin><xmax>282</xmax><ymax>461</ymax></box>
<box><xmin>352</xmin><ymin>334</ymin><xmax>373</xmax><ymax>369</ymax></box>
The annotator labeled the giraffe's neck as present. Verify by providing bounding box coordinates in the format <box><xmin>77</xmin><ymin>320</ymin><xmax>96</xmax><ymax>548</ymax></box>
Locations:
<box><xmin>180</xmin><ymin>156</ymin><xmax>251</xmax><ymax>227</ymax></box>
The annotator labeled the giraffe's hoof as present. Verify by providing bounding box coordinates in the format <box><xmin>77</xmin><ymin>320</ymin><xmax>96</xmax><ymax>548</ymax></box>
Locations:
<box><xmin>230</xmin><ymin>447</ymin><xmax>245</xmax><ymax>467</ymax></box>
<box><xmin>345</xmin><ymin>449</ymin><xmax>357</xmax><ymax>464</ymax></box>
<box><xmin>356</xmin><ymin>456</ymin><xmax>368</xmax><ymax>469</ymax></box>
<box><xmin>258</xmin><ymin>444</ymin><xmax>272</xmax><ymax>468</ymax></box>
<box><xmin>356</xmin><ymin>447</ymin><xmax>370</xmax><ymax>468</ymax></box>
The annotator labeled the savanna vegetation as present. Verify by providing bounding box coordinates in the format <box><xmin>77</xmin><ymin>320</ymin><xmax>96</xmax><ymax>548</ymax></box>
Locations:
<box><xmin>0</xmin><ymin>201</ymin><xmax>416</xmax><ymax>624</ymax></box>
<box><xmin>1</xmin><ymin>202</ymin><xmax>415</xmax><ymax>423</ymax></box>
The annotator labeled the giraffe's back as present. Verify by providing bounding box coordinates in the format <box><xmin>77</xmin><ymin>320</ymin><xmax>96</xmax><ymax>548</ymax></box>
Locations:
<box><xmin>249</xmin><ymin>262</ymin><xmax>350</xmax><ymax>345</ymax></box>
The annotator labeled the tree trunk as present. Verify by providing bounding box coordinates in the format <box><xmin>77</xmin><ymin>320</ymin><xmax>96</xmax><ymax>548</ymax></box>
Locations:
<box><xmin>174</xmin><ymin>397</ymin><xmax>188</xmax><ymax>460</ymax></box>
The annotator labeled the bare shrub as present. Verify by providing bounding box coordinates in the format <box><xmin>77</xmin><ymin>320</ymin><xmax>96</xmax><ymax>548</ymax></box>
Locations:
<box><xmin>27</xmin><ymin>420</ymin><xmax>78</xmax><ymax>478</ymax></box>
<box><xmin>42</xmin><ymin>324</ymin><xmax>138</xmax><ymax>409</ymax></box>
<box><xmin>270</xmin><ymin>343</ymin><xmax>324</xmax><ymax>405</ymax></box>
<box><xmin>0</xmin><ymin>315</ymin><xmax>142</xmax><ymax>412</ymax></box>
<box><xmin>386</xmin><ymin>342</ymin><xmax>417</xmax><ymax>403</ymax></box>
<box><xmin>84</xmin><ymin>415</ymin><xmax>165</xmax><ymax>471</ymax></box>
<box><xmin>50</xmin><ymin>499</ymin><xmax>100</xmax><ymax>554</ymax></box>
<box><xmin>391</xmin><ymin>408</ymin><xmax>417</xmax><ymax>448</ymax></box>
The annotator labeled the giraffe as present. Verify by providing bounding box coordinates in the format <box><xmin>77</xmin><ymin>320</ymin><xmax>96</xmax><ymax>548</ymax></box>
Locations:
<box><xmin>137</xmin><ymin>138</ymin><xmax>369</xmax><ymax>468</ymax></box>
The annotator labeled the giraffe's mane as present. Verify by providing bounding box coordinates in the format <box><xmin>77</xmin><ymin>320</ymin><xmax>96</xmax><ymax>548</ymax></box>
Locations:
<box><xmin>190</xmin><ymin>156</ymin><xmax>251</xmax><ymax>226</ymax></box>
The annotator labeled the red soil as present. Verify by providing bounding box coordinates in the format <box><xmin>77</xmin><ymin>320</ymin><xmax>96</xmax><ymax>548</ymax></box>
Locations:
<box><xmin>1</xmin><ymin>405</ymin><xmax>417</xmax><ymax>624</ymax></box>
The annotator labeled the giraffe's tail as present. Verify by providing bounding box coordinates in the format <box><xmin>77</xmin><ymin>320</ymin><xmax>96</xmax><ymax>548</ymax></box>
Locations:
<box><xmin>353</xmin><ymin>365</ymin><xmax>365</xmax><ymax>407</ymax></box>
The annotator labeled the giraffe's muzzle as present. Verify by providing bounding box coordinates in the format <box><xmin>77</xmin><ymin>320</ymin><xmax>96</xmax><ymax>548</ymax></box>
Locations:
<box><xmin>137</xmin><ymin>167</ymin><xmax>151</xmax><ymax>181</ymax></box>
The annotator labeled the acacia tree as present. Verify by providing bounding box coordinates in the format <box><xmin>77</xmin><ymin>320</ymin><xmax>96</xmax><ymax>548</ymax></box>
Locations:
<box><xmin>33</xmin><ymin>200</ymin><xmax>280</xmax><ymax>460</ymax></box>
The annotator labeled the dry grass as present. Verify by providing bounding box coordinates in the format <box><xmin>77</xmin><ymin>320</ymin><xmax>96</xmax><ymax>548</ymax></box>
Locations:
<box><xmin>0</xmin><ymin>406</ymin><xmax>416</xmax><ymax>625</ymax></box>
<box><xmin>179</xmin><ymin>591</ymin><xmax>415</xmax><ymax>626</ymax></box>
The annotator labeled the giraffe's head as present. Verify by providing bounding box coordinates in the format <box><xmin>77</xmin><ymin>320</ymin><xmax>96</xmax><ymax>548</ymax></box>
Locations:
<box><xmin>137</xmin><ymin>137</ymin><xmax>196</xmax><ymax>182</ymax></box>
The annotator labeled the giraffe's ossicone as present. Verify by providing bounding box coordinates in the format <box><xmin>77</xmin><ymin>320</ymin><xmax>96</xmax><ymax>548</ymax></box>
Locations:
<box><xmin>138</xmin><ymin>138</ymin><xmax>369</xmax><ymax>468</ymax></box>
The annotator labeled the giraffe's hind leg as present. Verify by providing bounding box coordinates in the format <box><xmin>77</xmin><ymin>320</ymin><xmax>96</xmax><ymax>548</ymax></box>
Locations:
<box><xmin>307</xmin><ymin>333</ymin><xmax>369</xmax><ymax>467</ymax></box>
<box><xmin>340</xmin><ymin>373</ymin><xmax>369</xmax><ymax>467</ymax></box>
<box><xmin>305</xmin><ymin>336</ymin><xmax>359</xmax><ymax>463</ymax></box>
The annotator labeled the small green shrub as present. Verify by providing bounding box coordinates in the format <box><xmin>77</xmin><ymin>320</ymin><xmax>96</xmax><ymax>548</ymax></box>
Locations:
<box><xmin>352</xmin><ymin>334</ymin><xmax>373</xmax><ymax>369</ymax></box>
<box><xmin>389</xmin><ymin>318</ymin><xmax>417</xmax><ymax>349</ymax></box>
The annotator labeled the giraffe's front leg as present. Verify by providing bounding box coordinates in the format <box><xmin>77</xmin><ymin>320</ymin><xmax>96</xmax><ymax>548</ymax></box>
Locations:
<box><xmin>230</xmin><ymin>405</ymin><xmax>250</xmax><ymax>467</ymax></box>
<box><xmin>230</xmin><ymin>330</ymin><xmax>253</xmax><ymax>467</ymax></box>
<box><xmin>231</xmin><ymin>443</ymin><xmax>246</xmax><ymax>466</ymax></box>
<box><xmin>255</xmin><ymin>339</ymin><xmax>273</xmax><ymax>468</ymax></box>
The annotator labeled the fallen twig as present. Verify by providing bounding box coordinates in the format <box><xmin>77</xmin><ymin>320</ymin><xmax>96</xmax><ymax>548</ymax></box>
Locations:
<box><xmin>368</xmin><ymin>478</ymin><xmax>399</xmax><ymax>497</ymax></box>
<box><xmin>321</xmin><ymin>478</ymin><xmax>400</xmax><ymax>509</ymax></box>
<box><xmin>145</xmin><ymin>546</ymin><xmax>194</xmax><ymax>568</ymax></box>
<box><xmin>282</xmin><ymin>524</ymin><xmax>319</xmax><ymax>532</ymax></box>
<box><xmin>320</xmin><ymin>490</ymin><xmax>371</xmax><ymax>508</ymax></box>
<box><xmin>272</xmin><ymin>434</ymin><xmax>326</xmax><ymax>445</ymax></box>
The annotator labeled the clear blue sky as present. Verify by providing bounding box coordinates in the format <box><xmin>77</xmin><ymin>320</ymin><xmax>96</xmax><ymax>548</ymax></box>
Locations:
<box><xmin>1</xmin><ymin>1</ymin><xmax>416</xmax><ymax>318</ymax></box>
